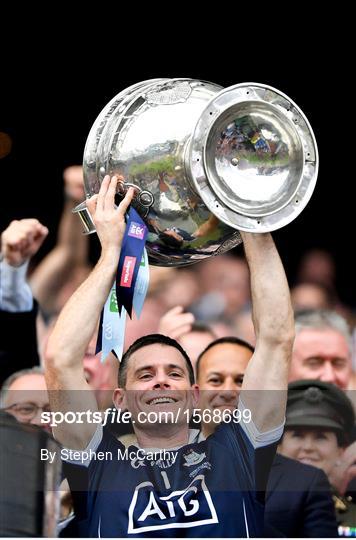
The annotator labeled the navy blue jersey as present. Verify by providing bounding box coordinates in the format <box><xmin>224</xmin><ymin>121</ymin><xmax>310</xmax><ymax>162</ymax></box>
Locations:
<box><xmin>63</xmin><ymin>412</ymin><xmax>282</xmax><ymax>537</ymax></box>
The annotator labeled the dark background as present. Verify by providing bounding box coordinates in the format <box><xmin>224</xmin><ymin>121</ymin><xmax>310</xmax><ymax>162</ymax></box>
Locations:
<box><xmin>1</xmin><ymin>20</ymin><xmax>353</xmax><ymax>306</ymax></box>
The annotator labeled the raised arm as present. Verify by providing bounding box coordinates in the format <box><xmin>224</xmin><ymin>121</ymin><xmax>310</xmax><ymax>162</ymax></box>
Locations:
<box><xmin>1</xmin><ymin>218</ymin><xmax>48</xmax><ymax>311</ymax></box>
<box><xmin>45</xmin><ymin>176</ymin><xmax>134</xmax><ymax>450</ymax></box>
<box><xmin>29</xmin><ymin>166</ymin><xmax>90</xmax><ymax>316</ymax></box>
<box><xmin>0</xmin><ymin>219</ymin><xmax>48</xmax><ymax>383</ymax></box>
<box><xmin>239</xmin><ymin>232</ymin><xmax>295</xmax><ymax>432</ymax></box>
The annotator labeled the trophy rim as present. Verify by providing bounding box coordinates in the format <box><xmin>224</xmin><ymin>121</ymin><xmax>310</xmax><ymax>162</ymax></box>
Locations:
<box><xmin>189</xmin><ymin>82</ymin><xmax>319</xmax><ymax>232</ymax></box>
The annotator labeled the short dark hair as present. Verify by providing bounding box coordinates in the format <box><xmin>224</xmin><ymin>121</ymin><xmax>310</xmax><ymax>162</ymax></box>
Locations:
<box><xmin>196</xmin><ymin>336</ymin><xmax>255</xmax><ymax>378</ymax></box>
<box><xmin>119</xmin><ymin>334</ymin><xmax>195</xmax><ymax>387</ymax></box>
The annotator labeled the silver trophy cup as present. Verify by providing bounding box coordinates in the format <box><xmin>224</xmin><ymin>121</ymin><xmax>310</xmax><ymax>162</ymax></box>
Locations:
<box><xmin>76</xmin><ymin>79</ymin><xmax>318</xmax><ymax>266</ymax></box>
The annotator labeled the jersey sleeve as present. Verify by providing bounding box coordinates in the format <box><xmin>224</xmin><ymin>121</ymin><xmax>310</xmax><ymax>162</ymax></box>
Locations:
<box><xmin>211</xmin><ymin>399</ymin><xmax>284</xmax><ymax>494</ymax></box>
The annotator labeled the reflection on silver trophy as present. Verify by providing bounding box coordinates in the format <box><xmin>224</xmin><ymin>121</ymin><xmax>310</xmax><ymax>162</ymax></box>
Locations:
<box><xmin>74</xmin><ymin>78</ymin><xmax>318</xmax><ymax>266</ymax></box>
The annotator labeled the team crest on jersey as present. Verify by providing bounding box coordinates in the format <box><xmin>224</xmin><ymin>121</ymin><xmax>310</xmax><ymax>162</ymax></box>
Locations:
<box><xmin>189</xmin><ymin>461</ymin><xmax>212</xmax><ymax>479</ymax></box>
<box><xmin>127</xmin><ymin>474</ymin><xmax>218</xmax><ymax>534</ymax></box>
<box><xmin>183</xmin><ymin>449</ymin><xmax>206</xmax><ymax>467</ymax></box>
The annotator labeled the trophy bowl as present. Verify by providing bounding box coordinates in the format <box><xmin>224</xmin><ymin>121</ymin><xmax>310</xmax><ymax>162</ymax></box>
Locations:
<box><xmin>77</xmin><ymin>79</ymin><xmax>318</xmax><ymax>266</ymax></box>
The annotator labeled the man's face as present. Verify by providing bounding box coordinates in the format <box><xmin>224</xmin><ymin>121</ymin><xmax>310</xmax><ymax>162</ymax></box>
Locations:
<box><xmin>4</xmin><ymin>374</ymin><xmax>51</xmax><ymax>432</ymax></box>
<box><xmin>114</xmin><ymin>343</ymin><xmax>198</xmax><ymax>428</ymax></box>
<box><xmin>197</xmin><ymin>343</ymin><xmax>252</xmax><ymax>425</ymax></box>
<box><xmin>289</xmin><ymin>329</ymin><xmax>352</xmax><ymax>389</ymax></box>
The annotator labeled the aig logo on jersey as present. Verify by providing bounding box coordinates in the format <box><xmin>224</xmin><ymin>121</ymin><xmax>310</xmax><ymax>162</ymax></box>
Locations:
<box><xmin>128</xmin><ymin>474</ymin><xmax>218</xmax><ymax>533</ymax></box>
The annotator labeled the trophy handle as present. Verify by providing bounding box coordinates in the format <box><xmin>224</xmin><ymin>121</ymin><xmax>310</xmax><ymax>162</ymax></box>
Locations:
<box><xmin>72</xmin><ymin>201</ymin><xmax>96</xmax><ymax>235</ymax></box>
<box><xmin>72</xmin><ymin>180</ymin><xmax>155</xmax><ymax>234</ymax></box>
<box><xmin>116</xmin><ymin>180</ymin><xmax>154</xmax><ymax>211</ymax></box>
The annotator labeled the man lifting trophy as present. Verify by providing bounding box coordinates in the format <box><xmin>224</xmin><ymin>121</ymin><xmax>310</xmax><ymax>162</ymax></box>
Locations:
<box><xmin>45</xmin><ymin>79</ymin><xmax>318</xmax><ymax>537</ymax></box>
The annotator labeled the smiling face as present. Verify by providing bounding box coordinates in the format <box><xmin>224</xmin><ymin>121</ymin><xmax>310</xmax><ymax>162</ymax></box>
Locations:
<box><xmin>289</xmin><ymin>329</ymin><xmax>352</xmax><ymax>389</ymax></box>
<box><xmin>279</xmin><ymin>428</ymin><xmax>343</xmax><ymax>478</ymax></box>
<box><xmin>197</xmin><ymin>342</ymin><xmax>252</xmax><ymax>436</ymax></box>
<box><xmin>113</xmin><ymin>343</ymin><xmax>198</xmax><ymax>430</ymax></box>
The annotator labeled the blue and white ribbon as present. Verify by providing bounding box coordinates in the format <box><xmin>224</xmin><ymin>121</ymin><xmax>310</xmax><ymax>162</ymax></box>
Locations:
<box><xmin>96</xmin><ymin>207</ymin><xmax>149</xmax><ymax>362</ymax></box>
<box><xmin>116</xmin><ymin>207</ymin><xmax>148</xmax><ymax>317</ymax></box>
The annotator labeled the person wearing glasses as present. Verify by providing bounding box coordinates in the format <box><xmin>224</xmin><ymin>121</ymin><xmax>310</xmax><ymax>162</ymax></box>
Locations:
<box><xmin>0</xmin><ymin>367</ymin><xmax>80</xmax><ymax>534</ymax></box>
<box><xmin>0</xmin><ymin>367</ymin><xmax>51</xmax><ymax>431</ymax></box>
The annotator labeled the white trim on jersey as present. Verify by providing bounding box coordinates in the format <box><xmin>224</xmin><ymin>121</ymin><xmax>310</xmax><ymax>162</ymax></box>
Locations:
<box><xmin>238</xmin><ymin>399</ymin><xmax>285</xmax><ymax>449</ymax></box>
<box><xmin>242</xmin><ymin>499</ymin><xmax>250</xmax><ymax>538</ymax></box>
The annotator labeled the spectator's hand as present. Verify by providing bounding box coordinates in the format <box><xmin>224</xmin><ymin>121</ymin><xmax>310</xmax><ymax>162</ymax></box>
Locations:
<box><xmin>63</xmin><ymin>165</ymin><xmax>85</xmax><ymax>203</ymax></box>
<box><xmin>158</xmin><ymin>305</ymin><xmax>195</xmax><ymax>339</ymax></box>
<box><xmin>86</xmin><ymin>175</ymin><xmax>135</xmax><ymax>255</ymax></box>
<box><xmin>1</xmin><ymin>219</ymin><xmax>49</xmax><ymax>267</ymax></box>
<box><xmin>330</xmin><ymin>441</ymin><xmax>356</xmax><ymax>495</ymax></box>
